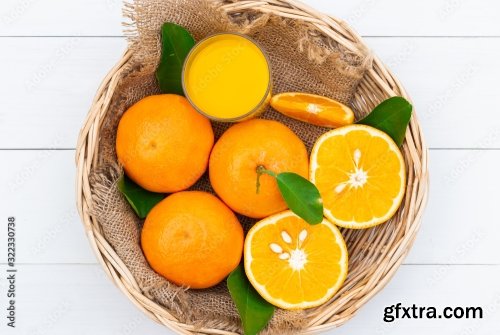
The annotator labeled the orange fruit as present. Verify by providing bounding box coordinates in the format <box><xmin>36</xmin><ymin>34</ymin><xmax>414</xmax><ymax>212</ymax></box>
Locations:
<box><xmin>271</xmin><ymin>92</ymin><xmax>354</xmax><ymax>128</ymax></box>
<box><xmin>244</xmin><ymin>211</ymin><xmax>348</xmax><ymax>310</ymax></box>
<box><xmin>310</xmin><ymin>124</ymin><xmax>406</xmax><ymax>229</ymax></box>
<box><xmin>116</xmin><ymin>94</ymin><xmax>214</xmax><ymax>193</ymax></box>
<box><xmin>209</xmin><ymin>119</ymin><xmax>309</xmax><ymax>218</ymax></box>
<box><xmin>141</xmin><ymin>191</ymin><xmax>243</xmax><ymax>289</ymax></box>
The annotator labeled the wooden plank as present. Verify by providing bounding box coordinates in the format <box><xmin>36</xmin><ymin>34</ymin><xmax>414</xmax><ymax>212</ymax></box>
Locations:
<box><xmin>1</xmin><ymin>0</ymin><xmax>500</xmax><ymax>37</ymax></box>
<box><xmin>0</xmin><ymin>0</ymin><xmax>123</xmax><ymax>36</ymax></box>
<box><xmin>0</xmin><ymin>264</ymin><xmax>168</xmax><ymax>334</ymax></box>
<box><xmin>308</xmin><ymin>0</ymin><xmax>500</xmax><ymax>37</ymax></box>
<box><xmin>0</xmin><ymin>150</ymin><xmax>499</xmax><ymax>265</ymax></box>
<box><xmin>367</xmin><ymin>37</ymin><xmax>500</xmax><ymax>149</ymax></box>
<box><xmin>334</xmin><ymin>265</ymin><xmax>500</xmax><ymax>335</ymax></box>
<box><xmin>0</xmin><ymin>264</ymin><xmax>498</xmax><ymax>334</ymax></box>
<box><xmin>405</xmin><ymin>148</ymin><xmax>499</xmax><ymax>264</ymax></box>
<box><xmin>0</xmin><ymin>37</ymin><xmax>127</xmax><ymax>149</ymax></box>
<box><xmin>0</xmin><ymin>150</ymin><xmax>96</xmax><ymax>264</ymax></box>
<box><xmin>1</xmin><ymin>37</ymin><xmax>500</xmax><ymax>149</ymax></box>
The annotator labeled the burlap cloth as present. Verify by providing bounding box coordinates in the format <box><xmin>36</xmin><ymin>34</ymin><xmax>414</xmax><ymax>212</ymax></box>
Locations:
<box><xmin>89</xmin><ymin>0</ymin><xmax>372</xmax><ymax>333</ymax></box>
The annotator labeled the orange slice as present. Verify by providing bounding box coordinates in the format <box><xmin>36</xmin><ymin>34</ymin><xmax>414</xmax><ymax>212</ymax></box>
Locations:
<box><xmin>310</xmin><ymin>124</ymin><xmax>406</xmax><ymax>229</ymax></box>
<box><xmin>244</xmin><ymin>211</ymin><xmax>348</xmax><ymax>310</ymax></box>
<box><xmin>270</xmin><ymin>92</ymin><xmax>354</xmax><ymax>128</ymax></box>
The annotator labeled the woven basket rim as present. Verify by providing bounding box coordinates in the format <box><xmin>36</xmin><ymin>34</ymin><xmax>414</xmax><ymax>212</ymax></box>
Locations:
<box><xmin>75</xmin><ymin>1</ymin><xmax>429</xmax><ymax>334</ymax></box>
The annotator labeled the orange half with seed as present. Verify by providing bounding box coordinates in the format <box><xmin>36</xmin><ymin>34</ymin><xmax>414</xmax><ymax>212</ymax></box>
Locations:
<box><xmin>244</xmin><ymin>211</ymin><xmax>348</xmax><ymax>310</ymax></box>
<box><xmin>310</xmin><ymin>124</ymin><xmax>406</xmax><ymax>229</ymax></box>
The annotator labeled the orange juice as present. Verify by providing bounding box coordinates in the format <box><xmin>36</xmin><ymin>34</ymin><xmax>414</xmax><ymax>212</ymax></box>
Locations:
<box><xmin>182</xmin><ymin>33</ymin><xmax>271</xmax><ymax>121</ymax></box>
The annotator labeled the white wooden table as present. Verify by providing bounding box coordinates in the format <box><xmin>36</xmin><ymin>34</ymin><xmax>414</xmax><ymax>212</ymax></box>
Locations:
<box><xmin>1</xmin><ymin>0</ymin><xmax>499</xmax><ymax>334</ymax></box>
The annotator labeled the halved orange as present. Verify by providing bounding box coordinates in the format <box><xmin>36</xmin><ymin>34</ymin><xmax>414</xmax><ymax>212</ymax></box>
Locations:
<box><xmin>270</xmin><ymin>92</ymin><xmax>354</xmax><ymax>128</ymax></box>
<box><xmin>244</xmin><ymin>211</ymin><xmax>348</xmax><ymax>310</ymax></box>
<box><xmin>310</xmin><ymin>124</ymin><xmax>406</xmax><ymax>229</ymax></box>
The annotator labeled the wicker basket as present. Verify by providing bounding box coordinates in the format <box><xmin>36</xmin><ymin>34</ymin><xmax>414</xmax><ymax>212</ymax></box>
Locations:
<box><xmin>76</xmin><ymin>0</ymin><xmax>429</xmax><ymax>333</ymax></box>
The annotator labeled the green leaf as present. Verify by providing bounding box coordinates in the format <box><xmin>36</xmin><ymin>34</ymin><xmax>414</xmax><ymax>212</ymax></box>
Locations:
<box><xmin>276</xmin><ymin>172</ymin><xmax>323</xmax><ymax>225</ymax></box>
<box><xmin>227</xmin><ymin>265</ymin><xmax>275</xmax><ymax>335</ymax></box>
<box><xmin>117</xmin><ymin>175</ymin><xmax>165</xmax><ymax>219</ymax></box>
<box><xmin>156</xmin><ymin>22</ymin><xmax>195</xmax><ymax>95</ymax></box>
<box><xmin>357</xmin><ymin>96</ymin><xmax>413</xmax><ymax>146</ymax></box>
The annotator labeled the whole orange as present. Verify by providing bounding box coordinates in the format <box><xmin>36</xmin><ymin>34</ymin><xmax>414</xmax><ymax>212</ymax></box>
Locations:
<box><xmin>209</xmin><ymin>119</ymin><xmax>309</xmax><ymax>218</ymax></box>
<box><xmin>141</xmin><ymin>191</ymin><xmax>243</xmax><ymax>289</ymax></box>
<box><xmin>116</xmin><ymin>94</ymin><xmax>214</xmax><ymax>193</ymax></box>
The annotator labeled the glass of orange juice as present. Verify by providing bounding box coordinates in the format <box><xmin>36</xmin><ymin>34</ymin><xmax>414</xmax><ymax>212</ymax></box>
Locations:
<box><xmin>182</xmin><ymin>33</ymin><xmax>272</xmax><ymax>122</ymax></box>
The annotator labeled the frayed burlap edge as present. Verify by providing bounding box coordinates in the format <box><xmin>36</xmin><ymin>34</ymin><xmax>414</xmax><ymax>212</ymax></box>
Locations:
<box><xmin>122</xmin><ymin>0</ymin><xmax>371</xmax><ymax>91</ymax></box>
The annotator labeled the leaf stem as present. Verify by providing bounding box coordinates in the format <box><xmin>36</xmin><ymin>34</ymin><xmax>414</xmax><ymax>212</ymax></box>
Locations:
<box><xmin>256</xmin><ymin>165</ymin><xmax>277</xmax><ymax>194</ymax></box>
